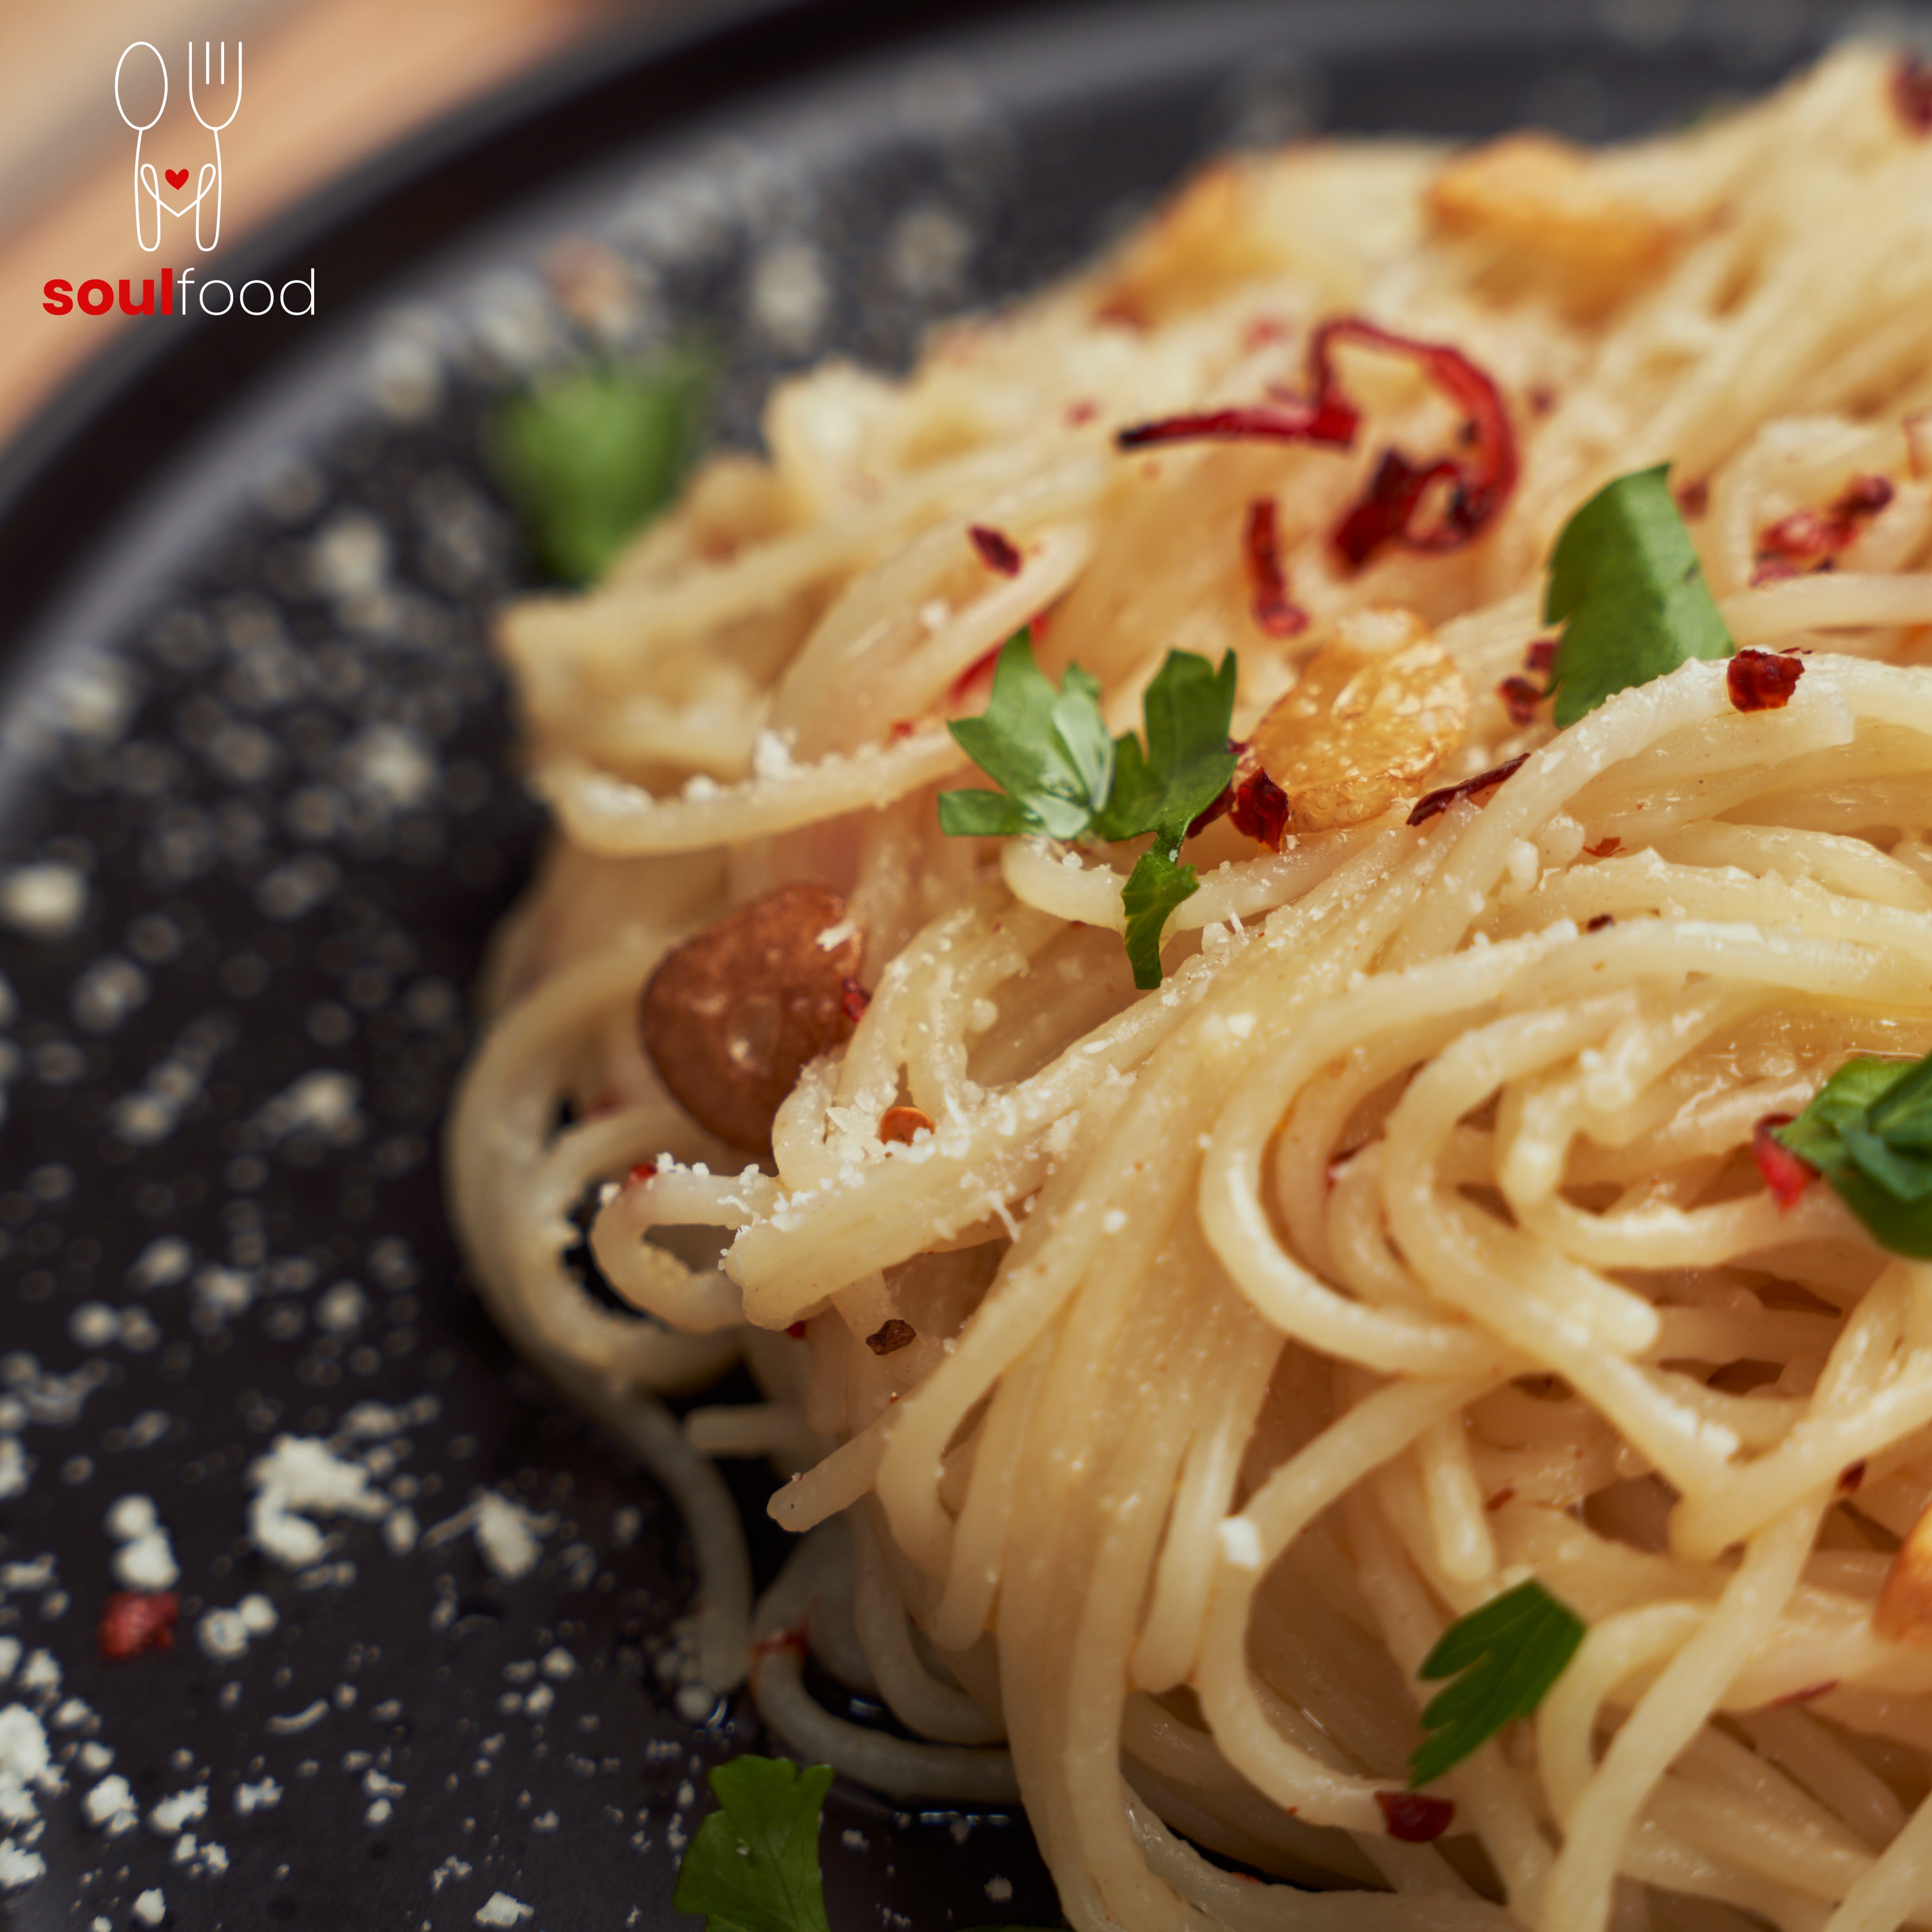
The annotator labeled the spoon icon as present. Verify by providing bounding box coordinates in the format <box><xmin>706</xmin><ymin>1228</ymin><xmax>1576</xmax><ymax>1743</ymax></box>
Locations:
<box><xmin>114</xmin><ymin>41</ymin><xmax>168</xmax><ymax>254</ymax></box>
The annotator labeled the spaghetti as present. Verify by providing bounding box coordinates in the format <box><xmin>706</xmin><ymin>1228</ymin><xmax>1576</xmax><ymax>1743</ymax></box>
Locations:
<box><xmin>449</xmin><ymin>44</ymin><xmax>1932</xmax><ymax>1932</ymax></box>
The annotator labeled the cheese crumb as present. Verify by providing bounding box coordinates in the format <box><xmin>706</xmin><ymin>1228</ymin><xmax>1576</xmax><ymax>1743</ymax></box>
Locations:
<box><xmin>477</xmin><ymin>1895</ymin><xmax>534</xmax><ymax>1927</ymax></box>
<box><xmin>132</xmin><ymin>1891</ymin><xmax>166</xmax><ymax>1927</ymax></box>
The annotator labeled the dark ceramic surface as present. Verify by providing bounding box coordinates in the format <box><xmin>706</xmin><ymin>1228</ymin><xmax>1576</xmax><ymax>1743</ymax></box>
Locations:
<box><xmin>0</xmin><ymin>1</ymin><xmax>1904</xmax><ymax>1926</ymax></box>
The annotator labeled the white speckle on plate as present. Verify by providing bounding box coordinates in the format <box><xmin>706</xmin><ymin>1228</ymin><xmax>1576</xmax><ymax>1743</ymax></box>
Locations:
<box><xmin>147</xmin><ymin>1785</ymin><xmax>207</xmax><ymax>1835</ymax></box>
<box><xmin>476</xmin><ymin>1893</ymin><xmax>534</xmax><ymax>1927</ymax></box>
<box><xmin>83</xmin><ymin>1774</ymin><xmax>137</xmax><ymax>1835</ymax></box>
<box><xmin>129</xmin><ymin>1238</ymin><xmax>192</xmax><ymax>1290</ymax></box>
<box><xmin>0</xmin><ymin>864</ymin><xmax>86</xmax><ymax>940</ymax></box>
<box><xmin>132</xmin><ymin>1888</ymin><xmax>166</xmax><ymax>1924</ymax></box>
<box><xmin>985</xmin><ymin>1876</ymin><xmax>1014</xmax><ymax>1904</ymax></box>
<box><xmin>233</xmin><ymin>1777</ymin><xmax>281</xmax><ymax>1816</ymax></box>
<box><xmin>0</xmin><ymin>1441</ymin><xmax>27</xmax><ymax>1503</ymax></box>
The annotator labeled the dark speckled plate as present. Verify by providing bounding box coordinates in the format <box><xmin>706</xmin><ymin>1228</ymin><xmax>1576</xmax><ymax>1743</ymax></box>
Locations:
<box><xmin>0</xmin><ymin>1</ymin><xmax>1899</xmax><ymax>1926</ymax></box>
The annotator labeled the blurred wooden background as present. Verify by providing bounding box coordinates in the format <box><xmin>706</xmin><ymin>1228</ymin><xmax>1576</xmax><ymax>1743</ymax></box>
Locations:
<box><xmin>0</xmin><ymin>0</ymin><xmax>659</xmax><ymax>448</ymax></box>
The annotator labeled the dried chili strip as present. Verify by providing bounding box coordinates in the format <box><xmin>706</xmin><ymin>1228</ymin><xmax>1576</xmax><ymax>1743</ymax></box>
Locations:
<box><xmin>1243</xmin><ymin>498</ymin><xmax>1309</xmax><ymax>637</ymax></box>
<box><xmin>1115</xmin><ymin>316</ymin><xmax>1519</xmax><ymax>571</ymax></box>
<box><xmin>1406</xmin><ymin>753</ymin><xmax>1529</xmax><ymax>827</ymax></box>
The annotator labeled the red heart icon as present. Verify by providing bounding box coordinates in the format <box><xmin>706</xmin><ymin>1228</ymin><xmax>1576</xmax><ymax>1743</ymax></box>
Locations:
<box><xmin>165</xmin><ymin>168</ymin><xmax>189</xmax><ymax>190</ymax></box>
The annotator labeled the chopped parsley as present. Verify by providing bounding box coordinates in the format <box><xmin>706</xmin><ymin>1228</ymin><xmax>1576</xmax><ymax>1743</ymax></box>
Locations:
<box><xmin>940</xmin><ymin>632</ymin><xmax>1236</xmax><ymax>989</ymax></box>
<box><xmin>1776</xmin><ymin>1049</ymin><xmax>1932</xmax><ymax>1258</ymax></box>
<box><xmin>1545</xmin><ymin>465</ymin><xmax>1734</xmax><ymax>728</ymax></box>
<box><xmin>486</xmin><ymin>350</ymin><xmax>710</xmax><ymax>585</ymax></box>
<box><xmin>1408</xmin><ymin>1580</ymin><xmax>1586</xmax><ymax>1788</ymax></box>
<box><xmin>674</xmin><ymin>1753</ymin><xmax>1060</xmax><ymax>1932</ymax></box>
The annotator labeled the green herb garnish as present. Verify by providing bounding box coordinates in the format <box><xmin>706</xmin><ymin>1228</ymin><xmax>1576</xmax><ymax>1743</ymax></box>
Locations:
<box><xmin>673</xmin><ymin>1756</ymin><xmax>834</xmax><ymax>1932</ymax></box>
<box><xmin>1408</xmin><ymin>1580</ymin><xmax>1586</xmax><ymax>1788</ymax></box>
<box><xmin>1776</xmin><ymin>1050</ymin><xmax>1932</xmax><ymax>1258</ymax></box>
<box><xmin>939</xmin><ymin>631</ymin><xmax>1117</xmax><ymax>842</ymax></box>
<box><xmin>939</xmin><ymin>632</ymin><xmax>1236</xmax><ymax>989</ymax></box>
<box><xmin>1545</xmin><ymin>464</ymin><xmax>1734</xmax><ymax>728</ymax></box>
<box><xmin>486</xmin><ymin>350</ymin><xmax>709</xmax><ymax>585</ymax></box>
<box><xmin>672</xmin><ymin>1754</ymin><xmax>1063</xmax><ymax>1932</ymax></box>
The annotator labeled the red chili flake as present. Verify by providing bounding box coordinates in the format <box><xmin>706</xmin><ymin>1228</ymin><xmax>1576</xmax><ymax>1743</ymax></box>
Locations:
<box><xmin>1064</xmin><ymin>399</ymin><xmax>1098</xmax><ymax>426</ymax></box>
<box><xmin>1376</xmin><ymin>1790</ymin><xmax>1455</xmax><ymax>1842</ymax></box>
<box><xmin>1523</xmin><ymin>638</ymin><xmax>1557</xmax><ymax>676</ymax></box>
<box><xmin>97</xmin><ymin>1590</ymin><xmax>178</xmax><ymax>1662</ymax></box>
<box><xmin>1030</xmin><ymin>605</ymin><xmax>1054</xmax><ymax>641</ymax></box>
<box><xmin>1229</xmin><ymin>768</ymin><xmax>1291</xmax><ymax>851</ymax></box>
<box><xmin>1839</xmin><ymin>1460</ymin><xmax>1867</xmax><ymax>1494</ymax></box>
<box><xmin>1243</xmin><ymin>316</ymin><xmax>1290</xmax><ymax>350</ymax></box>
<box><xmin>1727</xmin><ymin>649</ymin><xmax>1804</xmax><ymax>713</ymax></box>
<box><xmin>1839</xmin><ymin>474</ymin><xmax>1896</xmax><ymax>517</ymax></box>
<box><xmin>1754</xmin><ymin>475</ymin><xmax>1894</xmax><ymax>581</ymax></box>
<box><xmin>1752</xmin><ymin>1114</ymin><xmax>1814</xmax><ymax>1211</ymax></box>
<box><xmin>1484</xmin><ymin>1487</ymin><xmax>1516</xmax><ymax>1512</ymax></box>
<box><xmin>1526</xmin><ymin>384</ymin><xmax>1556</xmax><ymax>418</ymax></box>
<box><xmin>1895</xmin><ymin>55</ymin><xmax>1932</xmax><ymax>133</ymax></box>
<box><xmin>1585</xmin><ymin>837</ymin><xmax>1621</xmax><ymax>858</ymax></box>
<box><xmin>1497</xmin><ymin>675</ymin><xmax>1543</xmax><ymax>726</ymax></box>
<box><xmin>786</xmin><ymin>1321</ymin><xmax>808</xmax><ymax>1340</ymax></box>
<box><xmin>1771</xmin><ymin>1679</ymin><xmax>1838</xmax><ymax>1707</ymax></box>
<box><xmin>1406</xmin><ymin>753</ymin><xmax>1529</xmax><ymax>828</ymax></box>
<box><xmin>888</xmin><ymin>718</ymin><xmax>917</xmax><ymax>742</ymax></box>
<box><xmin>840</xmin><ymin>978</ymin><xmax>871</xmax><ymax>1023</ymax></box>
<box><xmin>626</xmin><ymin>1160</ymin><xmax>658</xmax><ymax>1186</ymax></box>
<box><xmin>866</xmin><ymin>1318</ymin><xmax>918</xmax><ymax>1356</ymax></box>
<box><xmin>949</xmin><ymin>644</ymin><xmax>1001</xmax><ymax>708</ymax></box>
<box><xmin>1243</xmin><ymin>498</ymin><xmax>1309</xmax><ymax>638</ymax></box>
<box><xmin>1585</xmin><ymin>914</ymin><xmax>1615</xmax><ymax>933</ymax></box>
<box><xmin>969</xmin><ymin>525</ymin><xmax>1023</xmax><ymax>577</ymax></box>
<box><xmin>1676</xmin><ymin>478</ymin><xmax>1710</xmax><ymax>519</ymax></box>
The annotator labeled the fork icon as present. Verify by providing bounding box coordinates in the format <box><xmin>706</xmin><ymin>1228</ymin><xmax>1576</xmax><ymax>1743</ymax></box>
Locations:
<box><xmin>187</xmin><ymin>40</ymin><xmax>243</xmax><ymax>254</ymax></box>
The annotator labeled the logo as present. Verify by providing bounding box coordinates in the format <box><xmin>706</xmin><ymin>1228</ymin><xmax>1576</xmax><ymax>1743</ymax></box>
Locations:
<box><xmin>115</xmin><ymin>41</ymin><xmax>242</xmax><ymax>254</ymax></box>
<box><xmin>43</xmin><ymin>37</ymin><xmax>315</xmax><ymax>322</ymax></box>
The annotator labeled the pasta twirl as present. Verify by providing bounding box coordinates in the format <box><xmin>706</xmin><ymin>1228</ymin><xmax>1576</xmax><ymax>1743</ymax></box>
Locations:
<box><xmin>450</xmin><ymin>44</ymin><xmax>1932</xmax><ymax>1932</ymax></box>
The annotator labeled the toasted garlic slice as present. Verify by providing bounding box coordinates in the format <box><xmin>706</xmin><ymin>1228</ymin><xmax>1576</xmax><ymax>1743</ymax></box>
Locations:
<box><xmin>1427</xmin><ymin>132</ymin><xmax>1678</xmax><ymax>275</ymax></box>
<box><xmin>1877</xmin><ymin>1499</ymin><xmax>1932</xmax><ymax>1647</ymax></box>
<box><xmin>1247</xmin><ymin>608</ymin><xmax>1468</xmax><ymax>835</ymax></box>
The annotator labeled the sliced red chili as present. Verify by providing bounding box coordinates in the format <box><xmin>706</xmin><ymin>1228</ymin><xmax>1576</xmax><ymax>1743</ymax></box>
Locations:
<box><xmin>1727</xmin><ymin>649</ymin><xmax>1804</xmax><ymax>713</ymax></box>
<box><xmin>1406</xmin><ymin>753</ymin><xmax>1529</xmax><ymax>827</ymax></box>
<box><xmin>1752</xmin><ymin>1115</ymin><xmax>1813</xmax><ymax>1210</ymax></box>
<box><xmin>1242</xmin><ymin>498</ymin><xmax>1309</xmax><ymax>638</ymax></box>
<box><xmin>1376</xmin><ymin>1790</ymin><xmax>1455</xmax><ymax>1842</ymax></box>
<box><xmin>1117</xmin><ymin>317</ymin><xmax>1517</xmax><ymax>572</ymax></box>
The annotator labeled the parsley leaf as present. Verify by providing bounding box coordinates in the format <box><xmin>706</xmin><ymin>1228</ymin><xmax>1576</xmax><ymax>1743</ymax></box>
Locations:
<box><xmin>1776</xmin><ymin>1050</ymin><xmax>1932</xmax><ymax>1257</ymax></box>
<box><xmin>1545</xmin><ymin>464</ymin><xmax>1734</xmax><ymax>728</ymax></box>
<box><xmin>1091</xmin><ymin>650</ymin><xmax>1239</xmax><ymax>846</ymax></box>
<box><xmin>940</xmin><ymin>631</ymin><xmax>1115</xmax><ymax>842</ymax></box>
<box><xmin>486</xmin><ymin>350</ymin><xmax>710</xmax><ymax>585</ymax></box>
<box><xmin>1120</xmin><ymin>846</ymin><xmax>1202</xmax><ymax>991</ymax></box>
<box><xmin>940</xmin><ymin>634</ymin><xmax>1237</xmax><ymax>987</ymax></box>
<box><xmin>673</xmin><ymin>1756</ymin><xmax>833</xmax><ymax>1932</ymax></box>
<box><xmin>1408</xmin><ymin>1580</ymin><xmax>1585</xmax><ymax>1788</ymax></box>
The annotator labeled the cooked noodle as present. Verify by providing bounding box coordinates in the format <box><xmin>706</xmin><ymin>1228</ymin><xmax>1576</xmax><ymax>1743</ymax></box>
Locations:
<box><xmin>448</xmin><ymin>44</ymin><xmax>1932</xmax><ymax>1932</ymax></box>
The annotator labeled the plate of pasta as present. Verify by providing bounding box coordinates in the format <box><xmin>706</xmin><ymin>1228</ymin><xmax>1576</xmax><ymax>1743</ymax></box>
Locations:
<box><xmin>5</xmin><ymin>1</ymin><xmax>1932</xmax><ymax>1927</ymax></box>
